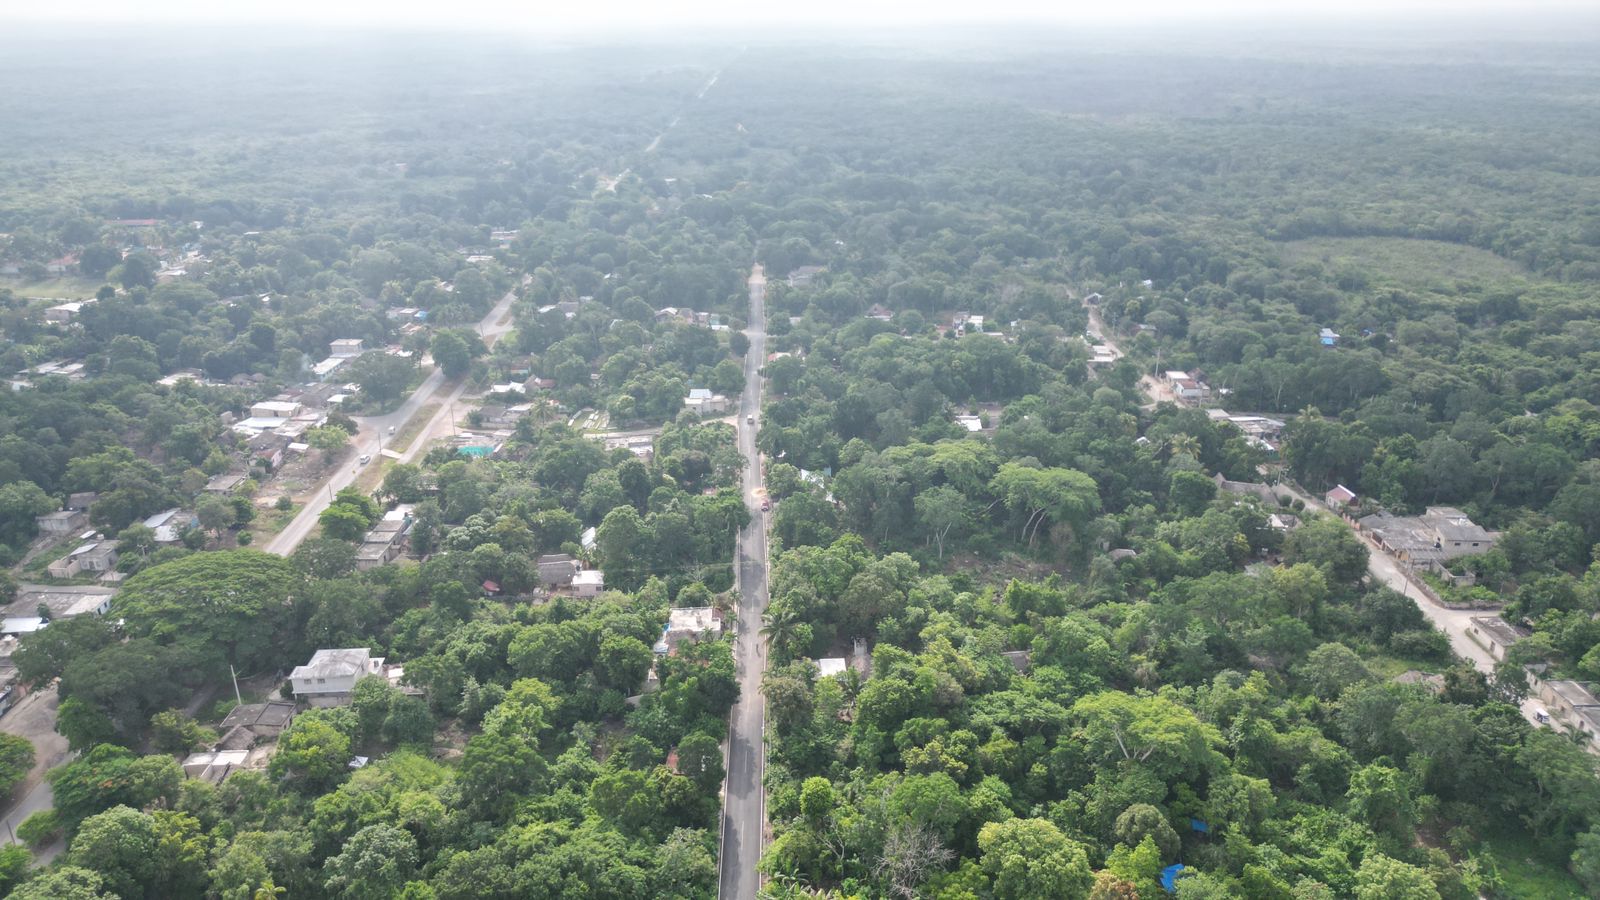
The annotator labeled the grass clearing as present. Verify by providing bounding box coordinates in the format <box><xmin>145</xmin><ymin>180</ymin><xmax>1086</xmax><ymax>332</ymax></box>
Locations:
<box><xmin>1484</xmin><ymin>829</ymin><xmax>1585</xmax><ymax>899</ymax></box>
<box><xmin>1278</xmin><ymin>236</ymin><xmax>1531</xmax><ymax>289</ymax></box>
<box><xmin>2</xmin><ymin>275</ymin><xmax>105</xmax><ymax>300</ymax></box>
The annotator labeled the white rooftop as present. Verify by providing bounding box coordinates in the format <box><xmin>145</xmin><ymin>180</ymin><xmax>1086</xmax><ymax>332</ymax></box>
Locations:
<box><xmin>573</xmin><ymin>570</ymin><xmax>604</xmax><ymax>587</ymax></box>
<box><xmin>1</xmin><ymin>617</ymin><xmax>48</xmax><ymax>635</ymax></box>
<box><xmin>667</xmin><ymin>607</ymin><xmax>720</xmax><ymax>633</ymax></box>
<box><xmin>815</xmin><ymin>657</ymin><xmax>847</xmax><ymax>678</ymax></box>
<box><xmin>291</xmin><ymin>648</ymin><xmax>379</xmax><ymax>681</ymax></box>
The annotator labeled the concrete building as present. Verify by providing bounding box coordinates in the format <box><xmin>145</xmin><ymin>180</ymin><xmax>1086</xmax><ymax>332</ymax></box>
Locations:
<box><xmin>814</xmin><ymin>657</ymin><xmax>848</xmax><ymax>678</ymax></box>
<box><xmin>36</xmin><ymin>509</ymin><xmax>88</xmax><ymax>535</ymax></box>
<box><xmin>652</xmin><ymin>607</ymin><xmax>723</xmax><ymax>655</ymax></box>
<box><xmin>1357</xmin><ymin>507</ymin><xmax>1498</xmax><ymax>568</ymax></box>
<box><xmin>355</xmin><ymin>515</ymin><xmax>412</xmax><ymax>572</ymax></box>
<box><xmin>143</xmin><ymin>508</ymin><xmax>195</xmax><ymax>544</ymax></box>
<box><xmin>329</xmin><ymin>338</ymin><xmax>366</xmax><ymax>358</ymax></box>
<box><xmin>1467</xmin><ymin>616</ymin><xmax>1527</xmax><ymax>662</ymax></box>
<box><xmin>685</xmin><ymin>388</ymin><xmax>731</xmax><ymax>416</ymax></box>
<box><xmin>250</xmin><ymin>400</ymin><xmax>301</xmax><ymax>419</ymax></box>
<box><xmin>290</xmin><ymin>648</ymin><xmax>388</xmax><ymax>706</ymax></box>
<box><xmin>204</xmin><ymin>473</ymin><xmax>247</xmax><ymax>494</ymax></box>
<box><xmin>572</xmin><ymin>569</ymin><xmax>605</xmax><ymax>598</ymax></box>
<box><xmin>1536</xmin><ymin>679</ymin><xmax>1600</xmax><ymax>747</ymax></box>
<box><xmin>1324</xmin><ymin>485</ymin><xmax>1357</xmax><ymax>511</ymax></box>
<box><xmin>45</xmin><ymin>541</ymin><xmax>119</xmax><ymax>579</ymax></box>
<box><xmin>8</xmin><ymin>585</ymin><xmax>114</xmax><ymax>620</ymax></box>
<box><xmin>1163</xmin><ymin>370</ymin><xmax>1211</xmax><ymax>405</ymax></box>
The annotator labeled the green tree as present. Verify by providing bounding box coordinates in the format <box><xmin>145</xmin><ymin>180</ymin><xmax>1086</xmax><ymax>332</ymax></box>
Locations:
<box><xmin>0</xmin><ymin>733</ymin><xmax>32</xmax><ymax>797</ymax></box>
<box><xmin>594</xmin><ymin>635</ymin><xmax>653</xmax><ymax>693</ymax></box>
<box><xmin>65</xmin><ymin>805</ymin><xmax>157</xmax><ymax>900</ymax></box>
<box><xmin>306</xmin><ymin>426</ymin><xmax>352</xmax><ymax>467</ymax></box>
<box><xmin>1113</xmin><ymin>803</ymin><xmax>1180</xmax><ymax>861</ymax></box>
<box><xmin>113</xmin><ymin>550</ymin><xmax>297</xmax><ymax>676</ymax></box>
<box><xmin>15</xmin><ymin>615</ymin><xmax>116</xmax><ymax>685</ymax></box>
<box><xmin>1168</xmin><ymin>470</ymin><xmax>1218</xmax><ymax>517</ymax></box>
<box><xmin>1283</xmin><ymin>516</ymin><xmax>1368</xmax><ymax>585</ymax></box>
<box><xmin>914</xmin><ymin>485</ymin><xmax>970</xmax><ymax>560</ymax></box>
<box><xmin>1300</xmin><ymin>642</ymin><xmax>1372</xmax><ymax>699</ymax></box>
<box><xmin>1345</xmin><ymin>763</ymin><xmax>1418</xmax><ymax>844</ymax></box>
<box><xmin>5</xmin><ymin>866</ymin><xmax>117</xmax><ymax>900</ymax></box>
<box><xmin>56</xmin><ymin>698</ymin><xmax>117</xmax><ymax>751</ymax></box>
<box><xmin>349</xmin><ymin>353</ymin><xmax>416</xmax><ymax>406</ymax></box>
<box><xmin>196</xmin><ymin>494</ymin><xmax>237</xmax><ymax>544</ymax></box>
<box><xmin>322</xmin><ymin>824</ymin><xmax>419</xmax><ymax>900</ymax></box>
<box><xmin>430</xmin><ymin>330</ymin><xmax>473</xmax><ymax>379</ymax></box>
<box><xmin>1353</xmin><ymin>854</ymin><xmax>1440</xmax><ymax>900</ymax></box>
<box><xmin>270</xmin><ymin>715</ymin><xmax>353</xmax><ymax>793</ymax></box>
<box><xmin>675</xmin><ymin>732</ymin><xmax>725</xmax><ymax>795</ymax></box>
<box><xmin>320</xmin><ymin>504</ymin><xmax>374</xmax><ymax>542</ymax></box>
<box><xmin>977</xmin><ymin>817</ymin><xmax>1094</xmax><ymax>900</ymax></box>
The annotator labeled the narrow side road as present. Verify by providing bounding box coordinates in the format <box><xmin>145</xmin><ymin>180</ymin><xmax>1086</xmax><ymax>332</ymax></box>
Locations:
<box><xmin>719</xmin><ymin>264</ymin><xmax>769</xmax><ymax>900</ymax></box>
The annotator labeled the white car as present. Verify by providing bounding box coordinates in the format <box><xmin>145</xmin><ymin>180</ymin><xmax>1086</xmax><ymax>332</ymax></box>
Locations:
<box><xmin>358</xmin><ymin>454</ymin><xmax>371</xmax><ymax>465</ymax></box>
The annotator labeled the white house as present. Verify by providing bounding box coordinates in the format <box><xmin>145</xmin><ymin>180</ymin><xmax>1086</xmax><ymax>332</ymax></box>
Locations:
<box><xmin>329</xmin><ymin>338</ymin><xmax>366</xmax><ymax>358</ymax></box>
<box><xmin>572</xmin><ymin>569</ymin><xmax>605</xmax><ymax>598</ymax></box>
<box><xmin>685</xmin><ymin>388</ymin><xmax>731</xmax><ymax>416</ymax></box>
<box><xmin>249</xmin><ymin>400</ymin><xmax>301</xmax><ymax>419</ymax></box>
<box><xmin>653</xmin><ymin>607</ymin><xmax>723</xmax><ymax>655</ymax></box>
<box><xmin>290</xmin><ymin>648</ymin><xmax>387</xmax><ymax>706</ymax></box>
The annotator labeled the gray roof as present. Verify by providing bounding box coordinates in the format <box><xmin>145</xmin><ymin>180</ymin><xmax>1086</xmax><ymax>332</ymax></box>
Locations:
<box><xmin>291</xmin><ymin>648</ymin><xmax>373</xmax><ymax>681</ymax></box>
<box><xmin>220</xmin><ymin>700</ymin><xmax>297</xmax><ymax>731</ymax></box>
<box><xmin>1470</xmin><ymin>616</ymin><xmax>1526</xmax><ymax>647</ymax></box>
<box><xmin>1548</xmin><ymin>680</ymin><xmax>1600</xmax><ymax>709</ymax></box>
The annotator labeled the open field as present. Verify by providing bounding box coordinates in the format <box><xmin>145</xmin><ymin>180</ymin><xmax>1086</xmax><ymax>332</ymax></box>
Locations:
<box><xmin>1</xmin><ymin>275</ymin><xmax>104</xmax><ymax>300</ymax></box>
<box><xmin>1278</xmin><ymin>236</ymin><xmax>1531</xmax><ymax>288</ymax></box>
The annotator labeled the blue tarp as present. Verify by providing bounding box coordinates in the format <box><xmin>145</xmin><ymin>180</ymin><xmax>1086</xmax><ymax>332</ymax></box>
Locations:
<box><xmin>1160</xmin><ymin>863</ymin><xmax>1186</xmax><ymax>893</ymax></box>
<box><xmin>1189</xmin><ymin>817</ymin><xmax>1210</xmax><ymax>834</ymax></box>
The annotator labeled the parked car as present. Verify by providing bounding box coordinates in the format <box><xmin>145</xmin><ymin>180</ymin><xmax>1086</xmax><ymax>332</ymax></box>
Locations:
<box><xmin>358</xmin><ymin>454</ymin><xmax>371</xmax><ymax>465</ymax></box>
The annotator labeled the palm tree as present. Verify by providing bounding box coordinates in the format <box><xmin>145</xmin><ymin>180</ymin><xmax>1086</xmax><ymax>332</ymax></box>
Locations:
<box><xmin>1165</xmin><ymin>433</ymin><xmax>1201</xmax><ymax>460</ymax></box>
<box><xmin>761</xmin><ymin>603</ymin><xmax>803</xmax><ymax>662</ymax></box>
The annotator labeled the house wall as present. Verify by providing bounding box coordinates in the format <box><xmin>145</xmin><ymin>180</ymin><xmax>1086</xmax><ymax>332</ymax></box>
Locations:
<box><xmin>292</xmin><ymin>674</ymin><xmax>358</xmax><ymax>698</ymax></box>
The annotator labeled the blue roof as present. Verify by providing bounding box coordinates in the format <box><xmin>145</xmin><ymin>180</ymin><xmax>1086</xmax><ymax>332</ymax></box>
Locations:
<box><xmin>1160</xmin><ymin>864</ymin><xmax>1186</xmax><ymax>893</ymax></box>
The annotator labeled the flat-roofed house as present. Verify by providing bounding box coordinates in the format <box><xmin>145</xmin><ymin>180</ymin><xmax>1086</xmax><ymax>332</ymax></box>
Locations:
<box><xmin>572</xmin><ymin>569</ymin><xmax>605</xmax><ymax>598</ymax></box>
<box><xmin>36</xmin><ymin>509</ymin><xmax>88</xmax><ymax>536</ymax></box>
<box><xmin>290</xmin><ymin>648</ymin><xmax>385</xmax><ymax>706</ymax></box>
<box><xmin>45</xmin><ymin>541</ymin><xmax>118</xmax><ymax>579</ymax></box>
<box><xmin>1467</xmin><ymin>616</ymin><xmax>1527</xmax><ymax>662</ymax></box>
<box><xmin>652</xmin><ymin>607</ymin><xmax>723</xmax><ymax>655</ymax></box>
<box><xmin>1536</xmin><ymin>679</ymin><xmax>1600</xmax><ymax>748</ymax></box>
<box><xmin>250</xmin><ymin>400</ymin><xmax>301</xmax><ymax>419</ymax></box>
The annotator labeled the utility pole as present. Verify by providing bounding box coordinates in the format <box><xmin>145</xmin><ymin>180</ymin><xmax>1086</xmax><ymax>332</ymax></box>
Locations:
<box><xmin>229</xmin><ymin>664</ymin><xmax>243</xmax><ymax>707</ymax></box>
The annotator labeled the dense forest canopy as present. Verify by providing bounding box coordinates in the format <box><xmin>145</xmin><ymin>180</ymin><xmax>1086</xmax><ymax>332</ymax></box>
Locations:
<box><xmin>0</xmin><ymin>15</ymin><xmax>1599</xmax><ymax>900</ymax></box>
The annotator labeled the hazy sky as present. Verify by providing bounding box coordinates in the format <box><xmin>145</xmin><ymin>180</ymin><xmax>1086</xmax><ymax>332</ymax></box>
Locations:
<box><xmin>4</xmin><ymin>0</ymin><xmax>1595</xmax><ymax>34</ymax></box>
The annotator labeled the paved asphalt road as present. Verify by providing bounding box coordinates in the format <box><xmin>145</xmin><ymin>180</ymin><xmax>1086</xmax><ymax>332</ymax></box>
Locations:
<box><xmin>719</xmin><ymin>265</ymin><xmax>769</xmax><ymax>900</ymax></box>
<box><xmin>264</xmin><ymin>282</ymin><xmax>521</xmax><ymax>556</ymax></box>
